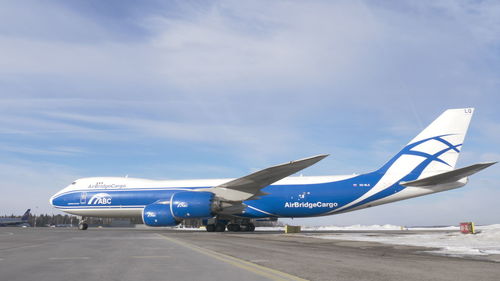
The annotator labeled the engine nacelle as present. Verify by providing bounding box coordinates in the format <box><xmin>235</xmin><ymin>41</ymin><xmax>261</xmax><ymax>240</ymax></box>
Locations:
<box><xmin>142</xmin><ymin>191</ymin><xmax>216</xmax><ymax>227</ymax></box>
<box><xmin>171</xmin><ymin>191</ymin><xmax>214</xmax><ymax>219</ymax></box>
<box><xmin>142</xmin><ymin>201</ymin><xmax>179</xmax><ymax>227</ymax></box>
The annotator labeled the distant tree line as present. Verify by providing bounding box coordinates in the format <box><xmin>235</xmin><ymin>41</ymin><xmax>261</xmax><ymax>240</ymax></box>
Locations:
<box><xmin>1</xmin><ymin>214</ymin><xmax>281</xmax><ymax>227</ymax></box>
<box><xmin>0</xmin><ymin>214</ymin><xmax>126</xmax><ymax>227</ymax></box>
<box><xmin>0</xmin><ymin>214</ymin><xmax>79</xmax><ymax>227</ymax></box>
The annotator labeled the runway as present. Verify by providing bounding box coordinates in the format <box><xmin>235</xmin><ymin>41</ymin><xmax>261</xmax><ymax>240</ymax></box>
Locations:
<box><xmin>1</xmin><ymin>228</ymin><xmax>499</xmax><ymax>281</ymax></box>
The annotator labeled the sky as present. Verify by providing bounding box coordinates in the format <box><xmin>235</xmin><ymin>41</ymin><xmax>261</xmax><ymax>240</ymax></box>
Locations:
<box><xmin>1</xmin><ymin>0</ymin><xmax>499</xmax><ymax>226</ymax></box>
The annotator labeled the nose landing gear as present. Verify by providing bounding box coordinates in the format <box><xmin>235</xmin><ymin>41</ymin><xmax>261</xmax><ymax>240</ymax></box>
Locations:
<box><xmin>78</xmin><ymin>217</ymin><xmax>88</xmax><ymax>230</ymax></box>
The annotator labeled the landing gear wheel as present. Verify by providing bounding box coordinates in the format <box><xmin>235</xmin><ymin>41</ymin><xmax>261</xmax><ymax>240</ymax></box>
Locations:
<box><xmin>240</xmin><ymin>223</ymin><xmax>255</xmax><ymax>232</ymax></box>
<box><xmin>215</xmin><ymin>223</ymin><xmax>226</xmax><ymax>232</ymax></box>
<box><xmin>206</xmin><ymin>224</ymin><xmax>215</xmax><ymax>232</ymax></box>
<box><xmin>78</xmin><ymin>223</ymin><xmax>88</xmax><ymax>230</ymax></box>
<box><xmin>247</xmin><ymin>223</ymin><xmax>255</xmax><ymax>232</ymax></box>
<box><xmin>227</xmin><ymin>224</ymin><xmax>241</xmax><ymax>232</ymax></box>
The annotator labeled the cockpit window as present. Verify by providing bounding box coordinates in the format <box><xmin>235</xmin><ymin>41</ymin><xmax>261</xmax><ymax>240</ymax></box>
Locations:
<box><xmin>71</xmin><ymin>182</ymin><xmax>77</xmax><ymax>185</ymax></box>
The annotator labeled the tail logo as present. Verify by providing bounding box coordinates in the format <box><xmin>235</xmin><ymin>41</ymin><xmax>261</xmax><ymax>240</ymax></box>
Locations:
<box><xmin>87</xmin><ymin>193</ymin><xmax>112</xmax><ymax>205</ymax></box>
<box><xmin>404</xmin><ymin>134</ymin><xmax>461</xmax><ymax>167</ymax></box>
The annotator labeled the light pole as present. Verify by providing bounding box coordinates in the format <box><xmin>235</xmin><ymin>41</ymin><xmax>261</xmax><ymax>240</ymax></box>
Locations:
<box><xmin>33</xmin><ymin>206</ymin><xmax>39</xmax><ymax>228</ymax></box>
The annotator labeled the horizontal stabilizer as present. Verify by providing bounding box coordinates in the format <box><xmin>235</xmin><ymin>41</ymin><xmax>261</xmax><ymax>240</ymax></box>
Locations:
<box><xmin>401</xmin><ymin>162</ymin><xmax>496</xmax><ymax>187</ymax></box>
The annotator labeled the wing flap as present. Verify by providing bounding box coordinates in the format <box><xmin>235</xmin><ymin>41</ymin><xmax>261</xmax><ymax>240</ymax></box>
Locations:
<box><xmin>401</xmin><ymin>162</ymin><xmax>496</xmax><ymax>187</ymax></box>
<box><xmin>217</xmin><ymin>203</ymin><xmax>247</xmax><ymax>215</ymax></box>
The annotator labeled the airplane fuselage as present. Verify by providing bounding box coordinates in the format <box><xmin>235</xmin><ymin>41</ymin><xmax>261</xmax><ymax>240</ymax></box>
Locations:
<box><xmin>50</xmin><ymin>172</ymin><xmax>465</xmax><ymax>219</ymax></box>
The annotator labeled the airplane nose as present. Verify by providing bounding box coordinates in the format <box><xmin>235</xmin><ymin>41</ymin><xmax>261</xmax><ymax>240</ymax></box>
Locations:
<box><xmin>49</xmin><ymin>195</ymin><xmax>55</xmax><ymax>206</ymax></box>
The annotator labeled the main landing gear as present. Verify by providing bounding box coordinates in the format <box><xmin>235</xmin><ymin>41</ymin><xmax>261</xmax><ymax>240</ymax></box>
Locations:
<box><xmin>205</xmin><ymin>219</ymin><xmax>255</xmax><ymax>232</ymax></box>
<box><xmin>78</xmin><ymin>217</ymin><xmax>88</xmax><ymax>230</ymax></box>
<box><xmin>227</xmin><ymin>223</ymin><xmax>255</xmax><ymax>232</ymax></box>
<box><xmin>205</xmin><ymin>223</ymin><xmax>227</xmax><ymax>232</ymax></box>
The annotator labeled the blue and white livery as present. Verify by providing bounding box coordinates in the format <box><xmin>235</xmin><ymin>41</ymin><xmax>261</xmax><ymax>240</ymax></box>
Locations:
<box><xmin>50</xmin><ymin>108</ymin><xmax>495</xmax><ymax>231</ymax></box>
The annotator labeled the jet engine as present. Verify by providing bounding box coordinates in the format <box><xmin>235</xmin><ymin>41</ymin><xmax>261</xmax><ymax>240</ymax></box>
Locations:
<box><xmin>142</xmin><ymin>191</ymin><xmax>216</xmax><ymax>227</ymax></box>
<box><xmin>142</xmin><ymin>201</ymin><xmax>179</xmax><ymax>226</ymax></box>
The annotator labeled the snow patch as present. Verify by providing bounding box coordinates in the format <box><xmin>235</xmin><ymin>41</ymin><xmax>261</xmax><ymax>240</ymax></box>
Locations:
<box><xmin>312</xmin><ymin>224</ymin><xmax>500</xmax><ymax>257</ymax></box>
<box><xmin>258</xmin><ymin>224</ymin><xmax>405</xmax><ymax>231</ymax></box>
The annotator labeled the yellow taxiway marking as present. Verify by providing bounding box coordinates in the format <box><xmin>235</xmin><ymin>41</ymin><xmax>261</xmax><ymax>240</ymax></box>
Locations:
<box><xmin>131</xmin><ymin>255</ymin><xmax>171</xmax><ymax>259</ymax></box>
<box><xmin>157</xmin><ymin>233</ymin><xmax>308</xmax><ymax>281</ymax></box>
<box><xmin>49</xmin><ymin>257</ymin><xmax>90</xmax><ymax>260</ymax></box>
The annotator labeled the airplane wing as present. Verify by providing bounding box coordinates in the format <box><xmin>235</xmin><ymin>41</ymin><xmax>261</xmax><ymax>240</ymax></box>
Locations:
<box><xmin>202</xmin><ymin>154</ymin><xmax>328</xmax><ymax>202</ymax></box>
<box><xmin>401</xmin><ymin>162</ymin><xmax>496</xmax><ymax>187</ymax></box>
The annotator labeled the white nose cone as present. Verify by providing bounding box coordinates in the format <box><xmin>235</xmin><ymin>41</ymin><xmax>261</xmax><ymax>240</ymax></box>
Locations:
<box><xmin>49</xmin><ymin>195</ymin><xmax>55</xmax><ymax>206</ymax></box>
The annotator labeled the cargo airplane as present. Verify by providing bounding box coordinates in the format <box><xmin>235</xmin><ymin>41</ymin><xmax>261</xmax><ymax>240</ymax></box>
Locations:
<box><xmin>50</xmin><ymin>108</ymin><xmax>495</xmax><ymax>231</ymax></box>
<box><xmin>0</xmin><ymin>209</ymin><xmax>31</xmax><ymax>226</ymax></box>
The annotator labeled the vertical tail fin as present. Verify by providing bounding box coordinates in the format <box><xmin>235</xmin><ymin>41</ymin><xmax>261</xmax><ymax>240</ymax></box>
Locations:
<box><xmin>378</xmin><ymin>108</ymin><xmax>474</xmax><ymax>181</ymax></box>
<box><xmin>21</xmin><ymin>209</ymin><xmax>31</xmax><ymax>221</ymax></box>
<box><xmin>329</xmin><ymin>108</ymin><xmax>476</xmax><ymax>214</ymax></box>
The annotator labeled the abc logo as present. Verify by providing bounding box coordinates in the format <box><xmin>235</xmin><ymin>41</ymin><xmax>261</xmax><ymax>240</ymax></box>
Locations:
<box><xmin>176</xmin><ymin>202</ymin><xmax>188</xmax><ymax>208</ymax></box>
<box><xmin>87</xmin><ymin>193</ymin><xmax>112</xmax><ymax>205</ymax></box>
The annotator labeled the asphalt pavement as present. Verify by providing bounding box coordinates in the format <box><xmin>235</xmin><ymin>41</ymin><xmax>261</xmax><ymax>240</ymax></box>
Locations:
<box><xmin>1</xmin><ymin>227</ymin><xmax>499</xmax><ymax>281</ymax></box>
<box><xmin>0</xmin><ymin>227</ymin><xmax>301</xmax><ymax>281</ymax></box>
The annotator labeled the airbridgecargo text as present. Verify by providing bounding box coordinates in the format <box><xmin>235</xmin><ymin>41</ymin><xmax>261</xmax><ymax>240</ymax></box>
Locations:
<box><xmin>284</xmin><ymin>202</ymin><xmax>338</xmax><ymax>209</ymax></box>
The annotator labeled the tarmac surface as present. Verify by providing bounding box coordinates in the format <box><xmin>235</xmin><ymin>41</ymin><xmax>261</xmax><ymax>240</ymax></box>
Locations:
<box><xmin>1</xmin><ymin>227</ymin><xmax>499</xmax><ymax>281</ymax></box>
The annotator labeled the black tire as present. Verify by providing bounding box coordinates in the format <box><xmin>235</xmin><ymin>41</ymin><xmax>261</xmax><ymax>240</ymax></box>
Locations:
<box><xmin>248</xmin><ymin>223</ymin><xmax>255</xmax><ymax>232</ymax></box>
<box><xmin>206</xmin><ymin>224</ymin><xmax>215</xmax><ymax>232</ymax></box>
<box><xmin>215</xmin><ymin>223</ymin><xmax>226</xmax><ymax>232</ymax></box>
<box><xmin>78</xmin><ymin>223</ymin><xmax>88</xmax><ymax>230</ymax></box>
<box><xmin>227</xmin><ymin>224</ymin><xmax>240</xmax><ymax>232</ymax></box>
<box><xmin>240</xmin><ymin>224</ymin><xmax>250</xmax><ymax>232</ymax></box>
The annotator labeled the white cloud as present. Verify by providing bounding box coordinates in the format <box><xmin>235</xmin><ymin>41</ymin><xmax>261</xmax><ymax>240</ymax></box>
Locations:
<box><xmin>143</xmin><ymin>0</ymin><xmax>384</xmax><ymax>92</ymax></box>
<box><xmin>0</xmin><ymin>1</ymin><xmax>499</xmax><ymax>224</ymax></box>
<box><xmin>0</xmin><ymin>160</ymin><xmax>80</xmax><ymax>215</ymax></box>
<box><xmin>0</xmin><ymin>144</ymin><xmax>85</xmax><ymax>156</ymax></box>
<box><xmin>40</xmin><ymin>111</ymin><xmax>302</xmax><ymax>159</ymax></box>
